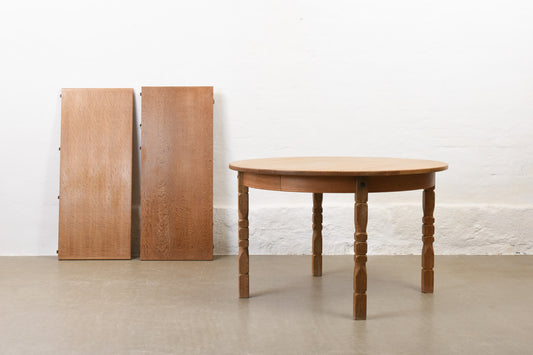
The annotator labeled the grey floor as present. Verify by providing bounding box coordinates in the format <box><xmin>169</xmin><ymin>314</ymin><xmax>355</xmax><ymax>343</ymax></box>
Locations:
<box><xmin>1</xmin><ymin>256</ymin><xmax>532</xmax><ymax>354</ymax></box>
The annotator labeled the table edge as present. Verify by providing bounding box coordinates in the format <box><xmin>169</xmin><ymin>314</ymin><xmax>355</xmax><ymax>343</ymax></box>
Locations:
<box><xmin>229</xmin><ymin>164</ymin><xmax>448</xmax><ymax>176</ymax></box>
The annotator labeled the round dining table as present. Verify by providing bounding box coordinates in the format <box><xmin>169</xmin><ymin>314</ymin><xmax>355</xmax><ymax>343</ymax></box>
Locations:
<box><xmin>229</xmin><ymin>157</ymin><xmax>448</xmax><ymax>320</ymax></box>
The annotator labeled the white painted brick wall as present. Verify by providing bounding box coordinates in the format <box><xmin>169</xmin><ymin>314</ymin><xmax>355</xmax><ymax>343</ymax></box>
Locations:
<box><xmin>1</xmin><ymin>0</ymin><xmax>532</xmax><ymax>255</ymax></box>
<box><xmin>214</xmin><ymin>204</ymin><xmax>533</xmax><ymax>255</ymax></box>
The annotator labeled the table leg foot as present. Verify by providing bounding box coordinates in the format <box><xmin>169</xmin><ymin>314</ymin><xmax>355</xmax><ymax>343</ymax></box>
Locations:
<box><xmin>354</xmin><ymin>178</ymin><xmax>368</xmax><ymax>320</ymax></box>
<box><xmin>422</xmin><ymin>186</ymin><xmax>435</xmax><ymax>293</ymax></box>
<box><xmin>353</xmin><ymin>293</ymin><xmax>367</xmax><ymax>320</ymax></box>
<box><xmin>238</xmin><ymin>172</ymin><xmax>249</xmax><ymax>298</ymax></box>
<box><xmin>312</xmin><ymin>193</ymin><xmax>323</xmax><ymax>276</ymax></box>
<box><xmin>239</xmin><ymin>274</ymin><xmax>249</xmax><ymax>298</ymax></box>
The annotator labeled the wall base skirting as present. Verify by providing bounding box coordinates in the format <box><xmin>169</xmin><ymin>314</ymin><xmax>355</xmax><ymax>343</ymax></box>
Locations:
<box><xmin>214</xmin><ymin>204</ymin><xmax>533</xmax><ymax>256</ymax></box>
<box><xmin>2</xmin><ymin>204</ymin><xmax>531</xmax><ymax>256</ymax></box>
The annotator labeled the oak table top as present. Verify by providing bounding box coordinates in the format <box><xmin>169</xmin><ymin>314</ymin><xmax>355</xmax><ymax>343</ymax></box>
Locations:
<box><xmin>230</xmin><ymin>156</ymin><xmax>448</xmax><ymax>320</ymax></box>
<box><xmin>230</xmin><ymin>156</ymin><xmax>448</xmax><ymax>176</ymax></box>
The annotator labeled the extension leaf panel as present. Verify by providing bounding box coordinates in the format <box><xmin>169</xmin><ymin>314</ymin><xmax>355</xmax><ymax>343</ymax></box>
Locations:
<box><xmin>58</xmin><ymin>88</ymin><xmax>133</xmax><ymax>259</ymax></box>
<box><xmin>141</xmin><ymin>86</ymin><xmax>213</xmax><ymax>260</ymax></box>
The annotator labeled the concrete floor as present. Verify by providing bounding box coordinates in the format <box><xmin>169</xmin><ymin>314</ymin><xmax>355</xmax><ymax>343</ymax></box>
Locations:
<box><xmin>1</xmin><ymin>256</ymin><xmax>532</xmax><ymax>354</ymax></box>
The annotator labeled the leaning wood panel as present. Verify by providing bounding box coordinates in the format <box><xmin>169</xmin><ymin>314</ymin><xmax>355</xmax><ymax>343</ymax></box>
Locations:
<box><xmin>141</xmin><ymin>87</ymin><xmax>213</xmax><ymax>260</ymax></box>
<box><xmin>58</xmin><ymin>88</ymin><xmax>133</xmax><ymax>259</ymax></box>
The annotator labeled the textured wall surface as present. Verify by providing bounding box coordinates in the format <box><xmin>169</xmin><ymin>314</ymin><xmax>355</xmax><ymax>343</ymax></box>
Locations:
<box><xmin>1</xmin><ymin>0</ymin><xmax>532</xmax><ymax>255</ymax></box>
<box><xmin>214</xmin><ymin>204</ymin><xmax>533</xmax><ymax>255</ymax></box>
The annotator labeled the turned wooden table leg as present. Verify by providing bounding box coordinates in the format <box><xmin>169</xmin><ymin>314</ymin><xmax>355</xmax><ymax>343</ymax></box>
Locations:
<box><xmin>422</xmin><ymin>186</ymin><xmax>435</xmax><ymax>293</ymax></box>
<box><xmin>354</xmin><ymin>178</ymin><xmax>368</xmax><ymax>320</ymax></box>
<box><xmin>312</xmin><ymin>193</ymin><xmax>323</xmax><ymax>276</ymax></box>
<box><xmin>238</xmin><ymin>172</ymin><xmax>249</xmax><ymax>298</ymax></box>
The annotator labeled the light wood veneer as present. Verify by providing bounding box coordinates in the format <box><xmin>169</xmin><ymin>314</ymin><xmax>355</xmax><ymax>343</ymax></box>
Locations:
<box><xmin>230</xmin><ymin>156</ymin><xmax>448</xmax><ymax>320</ymax></box>
<box><xmin>141</xmin><ymin>86</ymin><xmax>213</xmax><ymax>260</ymax></box>
<box><xmin>58</xmin><ymin>88</ymin><xmax>133</xmax><ymax>260</ymax></box>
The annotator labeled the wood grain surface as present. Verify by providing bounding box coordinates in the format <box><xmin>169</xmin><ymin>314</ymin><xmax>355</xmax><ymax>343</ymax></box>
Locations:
<box><xmin>422</xmin><ymin>186</ymin><xmax>436</xmax><ymax>293</ymax></box>
<box><xmin>140</xmin><ymin>87</ymin><xmax>213</xmax><ymax>260</ymax></box>
<box><xmin>238</xmin><ymin>172</ymin><xmax>249</xmax><ymax>297</ymax></box>
<box><xmin>58</xmin><ymin>88</ymin><xmax>133</xmax><ymax>259</ymax></box>
<box><xmin>312</xmin><ymin>193</ymin><xmax>323</xmax><ymax>277</ymax></box>
<box><xmin>240</xmin><ymin>172</ymin><xmax>435</xmax><ymax>193</ymax></box>
<box><xmin>354</xmin><ymin>178</ymin><xmax>368</xmax><ymax>320</ymax></box>
<box><xmin>231</xmin><ymin>156</ymin><xmax>447</xmax><ymax>320</ymax></box>
<box><xmin>230</xmin><ymin>157</ymin><xmax>448</xmax><ymax>176</ymax></box>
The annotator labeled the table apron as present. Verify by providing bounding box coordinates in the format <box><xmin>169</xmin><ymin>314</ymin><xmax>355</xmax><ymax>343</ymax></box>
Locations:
<box><xmin>242</xmin><ymin>172</ymin><xmax>435</xmax><ymax>193</ymax></box>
